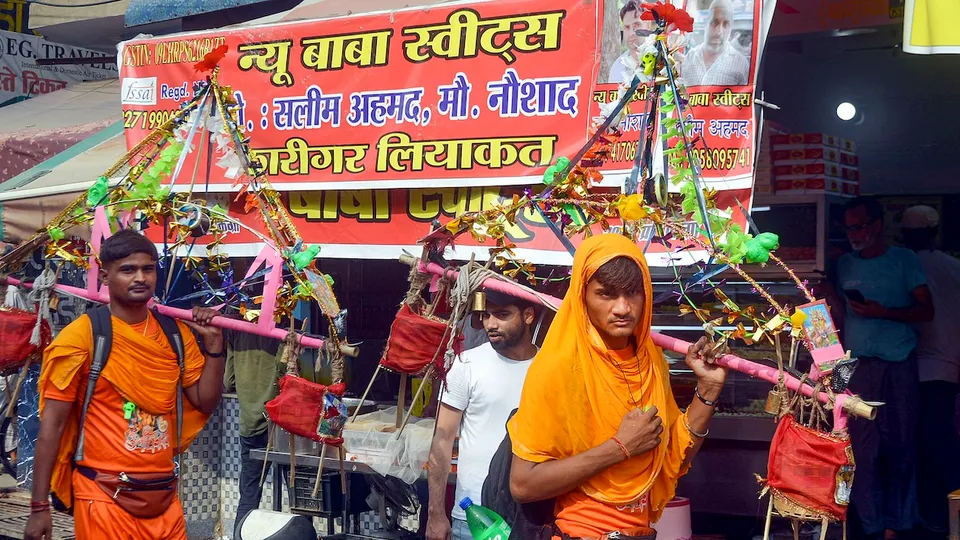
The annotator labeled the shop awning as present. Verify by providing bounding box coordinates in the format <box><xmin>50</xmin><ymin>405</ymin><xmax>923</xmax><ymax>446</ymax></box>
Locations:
<box><xmin>0</xmin><ymin>79</ymin><xmax>121</xmax><ymax>186</ymax></box>
<box><xmin>124</xmin><ymin>0</ymin><xmax>276</xmax><ymax>27</ymax></box>
<box><xmin>240</xmin><ymin>0</ymin><xmax>457</xmax><ymax>26</ymax></box>
<box><xmin>0</xmin><ymin>127</ymin><xmax>125</xmax><ymax>244</ymax></box>
<box><xmin>27</xmin><ymin>0</ymin><xmax>130</xmax><ymax>31</ymax></box>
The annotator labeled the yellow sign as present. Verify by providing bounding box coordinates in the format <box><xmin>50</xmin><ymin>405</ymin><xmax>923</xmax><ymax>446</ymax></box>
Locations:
<box><xmin>904</xmin><ymin>0</ymin><xmax>960</xmax><ymax>54</ymax></box>
<box><xmin>411</xmin><ymin>378</ymin><xmax>434</xmax><ymax>418</ymax></box>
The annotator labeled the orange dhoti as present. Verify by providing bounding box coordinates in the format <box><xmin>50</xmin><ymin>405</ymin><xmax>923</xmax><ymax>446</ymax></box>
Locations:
<box><xmin>72</xmin><ymin>471</ymin><xmax>187</xmax><ymax>540</ymax></box>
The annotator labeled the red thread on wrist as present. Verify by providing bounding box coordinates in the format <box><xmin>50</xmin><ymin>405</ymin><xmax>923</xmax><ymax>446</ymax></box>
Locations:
<box><xmin>30</xmin><ymin>501</ymin><xmax>50</xmax><ymax>513</ymax></box>
<box><xmin>611</xmin><ymin>436</ymin><xmax>631</xmax><ymax>461</ymax></box>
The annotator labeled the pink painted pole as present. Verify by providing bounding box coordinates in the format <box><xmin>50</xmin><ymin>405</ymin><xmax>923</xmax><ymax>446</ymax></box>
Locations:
<box><xmin>1</xmin><ymin>276</ymin><xmax>358</xmax><ymax>357</ymax></box>
<box><xmin>404</xmin><ymin>257</ymin><xmax>874</xmax><ymax>421</ymax></box>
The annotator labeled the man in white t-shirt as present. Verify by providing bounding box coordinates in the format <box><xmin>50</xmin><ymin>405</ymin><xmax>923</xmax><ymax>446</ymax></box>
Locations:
<box><xmin>900</xmin><ymin>205</ymin><xmax>960</xmax><ymax>534</ymax></box>
<box><xmin>426</xmin><ymin>289</ymin><xmax>538</xmax><ymax>540</ymax></box>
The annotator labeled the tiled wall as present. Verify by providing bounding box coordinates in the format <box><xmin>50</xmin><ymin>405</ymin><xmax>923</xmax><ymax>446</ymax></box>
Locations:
<box><xmin>183</xmin><ymin>397</ymin><xmax>422</xmax><ymax>539</ymax></box>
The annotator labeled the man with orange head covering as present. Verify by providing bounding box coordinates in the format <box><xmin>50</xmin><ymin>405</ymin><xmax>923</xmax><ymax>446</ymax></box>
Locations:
<box><xmin>508</xmin><ymin>234</ymin><xmax>727</xmax><ymax>538</ymax></box>
<box><xmin>26</xmin><ymin>229</ymin><xmax>226</xmax><ymax>540</ymax></box>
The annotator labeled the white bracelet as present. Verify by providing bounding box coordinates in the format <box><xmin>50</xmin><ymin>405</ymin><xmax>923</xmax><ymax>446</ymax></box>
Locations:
<box><xmin>682</xmin><ymin>414</ymin><xmax>709</xmax><ymax>438</ymax></box>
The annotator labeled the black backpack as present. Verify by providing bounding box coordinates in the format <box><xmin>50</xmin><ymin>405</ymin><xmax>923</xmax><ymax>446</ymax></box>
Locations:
<box><xmin>481</xmin><ymin>409</ymin><xmax>555</xmax><ymax>540</ymax></box>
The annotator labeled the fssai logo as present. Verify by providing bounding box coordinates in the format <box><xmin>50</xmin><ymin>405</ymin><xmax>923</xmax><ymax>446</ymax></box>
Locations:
<box><xmin>121</xmin><ymin>77</ymin><xmax>157</xmax><ymax>106</ymax></box>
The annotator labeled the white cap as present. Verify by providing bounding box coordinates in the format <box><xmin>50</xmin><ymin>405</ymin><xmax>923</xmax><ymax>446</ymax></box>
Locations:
<box><xmin>900</xmin><ymin>205</ymin><xmax>939</xmax><ymax>230</ymax></box>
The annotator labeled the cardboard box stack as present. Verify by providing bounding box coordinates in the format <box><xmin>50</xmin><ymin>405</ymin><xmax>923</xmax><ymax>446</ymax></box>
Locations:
<box><xmin>770</xmin><ymin>133</ymin><xmax>860</xmax><ymax>196</ymax></box>
<box><xmin>753</xmin><ymin>120</ymin><xmax>782</xmax><ymax>195</ymax></box>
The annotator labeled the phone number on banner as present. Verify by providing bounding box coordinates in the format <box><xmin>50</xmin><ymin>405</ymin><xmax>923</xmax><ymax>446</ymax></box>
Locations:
<box><xmin>122</xmin><ymin>109</ymin><xmax>181</xmax><ymax>130</ymax></box>
<box><xmin>690</xmin><ymin>147</ymin><xmax>751</xmax><ymax>171</ymax></box>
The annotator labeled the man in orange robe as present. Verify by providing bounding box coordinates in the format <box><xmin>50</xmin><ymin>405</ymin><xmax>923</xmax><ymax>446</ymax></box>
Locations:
<box><xmin>26</xmin><ymin>229</ymin><xmax>226</xmax><ymax>540</ymax></box>
<box><xmin>509</xmin><ymin>234</ymin><xmax>728</xmax><ymax>539</ymax></box>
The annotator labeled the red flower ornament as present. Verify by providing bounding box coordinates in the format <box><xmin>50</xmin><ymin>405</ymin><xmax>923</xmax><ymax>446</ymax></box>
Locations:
<box><xmin>640</xmin><ymin>2</ymin><xmax>695</xmax><ymax>33</ymax></box>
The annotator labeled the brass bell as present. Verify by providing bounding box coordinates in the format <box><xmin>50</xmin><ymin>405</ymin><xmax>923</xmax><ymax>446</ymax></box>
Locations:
<box><xmin>471</xmin><ymin>291</ymin><xmax>486</xmax><ymax>313</ymax></box>
<box><xmin>764</xmin><ymin>389</ymin><xmax>785</xmax><ymax>416</ymax></box>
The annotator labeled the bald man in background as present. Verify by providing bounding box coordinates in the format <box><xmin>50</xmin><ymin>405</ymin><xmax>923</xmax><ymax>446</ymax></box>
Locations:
<box><xmin>900</xmin><ymin>205</ymin><xmax>960</xmax><ymax>535</ymax></box>
<box><xmin>682</xmin><ymin>0</ymin><xmax>749</xmax><ymax>86</ymax></box>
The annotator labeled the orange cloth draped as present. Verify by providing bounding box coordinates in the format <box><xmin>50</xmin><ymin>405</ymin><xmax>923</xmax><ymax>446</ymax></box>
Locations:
<box><xmin>508</xmin><ymin>234</ymin><xmax>694</xmax><ymax>530</ymax></box>
<box><xmin>39</xmin><ymin>312</ymin><xmax>209</xmax><ymax>510</ymax></box>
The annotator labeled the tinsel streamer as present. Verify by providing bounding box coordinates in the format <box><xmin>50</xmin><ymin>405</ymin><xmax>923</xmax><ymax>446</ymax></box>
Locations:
<box><xmin>770</xmin><ymin>252</ymin><xmax>816</xmax><ymax>303</ymax></box>
<box><xmin>662</xmin><ymin>220</ymin><xmax>788</xmax><ymax>317</ymax></box>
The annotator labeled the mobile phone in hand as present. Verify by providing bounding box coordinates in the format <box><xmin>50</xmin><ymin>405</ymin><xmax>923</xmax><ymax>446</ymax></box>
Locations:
<box><xmin>843</xmin><ymin>289</ymin><xmax>866</xmax><ymax>304</ymax></box>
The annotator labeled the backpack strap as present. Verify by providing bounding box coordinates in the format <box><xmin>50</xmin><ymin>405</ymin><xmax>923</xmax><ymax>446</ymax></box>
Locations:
<box><xmin>74</xmin><ymin>306</ymin><xmax>113</xmax><ymax>462</ymax></box>
<box><xmin>152</xmin><ymin>310</ymin><xmax>184</xmax><ymax>477</ymax></box>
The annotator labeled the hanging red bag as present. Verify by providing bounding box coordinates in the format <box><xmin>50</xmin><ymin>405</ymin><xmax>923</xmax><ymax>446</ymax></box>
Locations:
<box><xmin>0</xmin><ymin>308</ymin><xmax>50</xmax><ymax>372</ymax></box>
<box><xmin>766</xmin><ymin>415</ymin><xmax>855</xmax><ymax>521</ymax></box>
<box><xmin>265</xmin><ymin>376</ymin><xmax>348</xmax><ymax>445</ymax></box>
<box><xmin>379</xmin><ymin>303</ymin><xmax>462</xmax><ymax>377</ymax></box>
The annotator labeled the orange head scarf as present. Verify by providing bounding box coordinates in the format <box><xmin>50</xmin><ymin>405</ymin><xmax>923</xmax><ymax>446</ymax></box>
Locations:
<box><xmin>508</xmin><ymin>234</ymin><xmax>692</xmax><ymax>518</ymax></box>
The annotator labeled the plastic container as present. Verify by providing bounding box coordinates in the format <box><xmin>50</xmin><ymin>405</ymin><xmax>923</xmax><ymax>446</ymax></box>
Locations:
<box><xmin>459</xmin><ymin>497</ymin><xmax>512</xmax><ymax>540</ymax></box>
<box><xmin>650</xmin><ymin>497</ymin><xmax>691</xmax><ymax>540</ymax></box>
<box><xmin>341</xmin><ymin>406</ymin><xmax>434</xmax><ymax>484</ymax></box>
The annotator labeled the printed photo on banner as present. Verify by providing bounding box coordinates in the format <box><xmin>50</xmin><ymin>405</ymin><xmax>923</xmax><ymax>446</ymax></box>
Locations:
<box><xmin>681</xmin><ymin>0</ymin><xmax>754</xmax><ymax>87</ymax></box>
<box><xmin>598</xmin><ymin>0</ymin><xmax>657</xmax><ymax>85</ymax></box>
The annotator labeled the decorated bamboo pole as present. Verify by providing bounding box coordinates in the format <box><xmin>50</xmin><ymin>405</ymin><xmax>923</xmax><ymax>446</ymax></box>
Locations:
<box><xmin>1</xmin><ymin>275</ymin><xmax>358</xmax><ymax>357</ymax></box>
<box><xmin>398</xmin><ymin>256</ymin><xmax>876</xmax><ymax>422</ymax></box>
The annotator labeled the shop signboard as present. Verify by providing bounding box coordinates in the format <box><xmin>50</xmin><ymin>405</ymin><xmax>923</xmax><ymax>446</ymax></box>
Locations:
<box><xmin>0</xmin><ymin>29</ymin><xmax>116</xmax><ymax>107</ymax></box>
<box><xmin>123</xmin><ymin>0</ymin><xmax>771</xmax><ymax>264</ymax></box>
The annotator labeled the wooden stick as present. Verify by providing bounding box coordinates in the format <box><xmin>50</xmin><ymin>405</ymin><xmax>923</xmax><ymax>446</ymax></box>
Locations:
<box><xmin>184</xmin><ymin>108</ymin><xmax>210</xmax><ymax>202</ymax></box>
<box><xmin>819</xmin><ymin>518</ymin><xmax>828</xmax><ymax>540</ymax></box>
<box><xmin>311</xmin><ymin>444</ymin><xmax>328</xmax><ymax>498</ymax></box>
<box><xmin>338</xmin><ymin>445</ymin><xmax>346</xmax><ymax>495</ymax></box>
<box><xmin>6</xmin><ymin>359</ymin><xmax>33</xmax><ymax>419</ymax></box>
<box><xmin>762</xmin><ymin>496</ymin><xmax>774</xmax><ymax>540</ymax></box>
<box><xmin>288</xmin><ymin>432</ymin><xmax>296</xmax><ymax>487</ymax></box>
<box><xmin>397</xmin><ymin>365</ymin><xmax>434</xmax><ymax>437</ymax></box>
<box><xmin>396</xmin><ymin>374</ymin><xmax>408</xmax><ymax>429</ymax></box>
<box><xmin>793</xmin><ymin>520</ymin><xmax>799</xmax><ymax>540</ymax></box>
<box><xmin>350</xmin><ymin>364</ymin><xmax>382</xmax><ymax>424</ymax></box>
<box><xmin>259</xmin><ymin>424</ymin><xmax>274</xmax><ymax>487</ymax></box>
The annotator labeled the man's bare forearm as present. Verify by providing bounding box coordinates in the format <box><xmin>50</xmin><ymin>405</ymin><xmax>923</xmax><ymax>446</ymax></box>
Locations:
<box><xmin>510</xmin><ymin>440</ymin><xmax>624</xmax><ymax>504</ymax></box>
<box><xmin>679</xmin><ymin>390</ymin><xmax>717</xmax><ymax>470</ymax></box>
<box><xmin>427</xmin><ymin>429</ymin><xmax>455</xmax><ymax>517</ymax></box>
<box><xmin>31</xmin><ymin>401</ymin><xmax>72</xmax><ymax>503</ymax></box>
<box><xmin>193</xmin><ymin>354</ymin><xmax>226</xmax><ymax>414</ymax></box>
<box><xmin>882</xmin><ymin>304</ymin><xmax>934</xmax><ymax>323</ymax></box>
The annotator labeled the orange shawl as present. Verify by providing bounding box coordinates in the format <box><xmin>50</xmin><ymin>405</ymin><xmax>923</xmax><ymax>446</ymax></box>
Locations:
<box><xmin>39</xmin><ymin>313</ymin><xmax>209</xmax><ymax>508</ymax></box>
<box><xmin>508</xmin><ymin>234</ymin><xmax>693</xmax><ymax>520</ymax></box>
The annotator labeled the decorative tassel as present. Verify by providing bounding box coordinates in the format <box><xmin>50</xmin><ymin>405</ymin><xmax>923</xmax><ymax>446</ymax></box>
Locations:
<box><xmin>26</xmin><ymin>268</ymin><xmax>56</xmax><ymax>346</ymax></box>
<box><xmin>3</xmin><ymin>284</ymin><xmax>27</xmax><ymax>310</ymax></box>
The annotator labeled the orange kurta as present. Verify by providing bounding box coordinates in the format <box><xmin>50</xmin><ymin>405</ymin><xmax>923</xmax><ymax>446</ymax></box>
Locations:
<box><xmin>40</xmin><ymin>312</ymin><xmax>210</xmax><ymax>539</ymax></box>
<box><xmin>508</xmin><ymin>234</ymin><xmax>695</xmax><ymax>537</ymax></box>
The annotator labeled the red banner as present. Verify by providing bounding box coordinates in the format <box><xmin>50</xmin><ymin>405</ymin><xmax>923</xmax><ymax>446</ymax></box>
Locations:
<box><xmin>124</xmin><ymin>0</ymin><xmax>772</xmax><ymax>264</ymax></box>
<box><xmin>119</xmin><ymin>0</ymin><xmax>599</xmax><ymax>190</ymax></box>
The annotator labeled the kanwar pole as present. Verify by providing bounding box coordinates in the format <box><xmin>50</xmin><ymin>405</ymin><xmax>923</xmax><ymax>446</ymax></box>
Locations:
<box><xmin>1</xmin><ymin>275</ymin><xmax>358</xmax><ymax>357</ymax></box>
<box><xmin>399</xmin><ymin>256</ymin><xmax>874</xmax><ymax>424</ymax></box>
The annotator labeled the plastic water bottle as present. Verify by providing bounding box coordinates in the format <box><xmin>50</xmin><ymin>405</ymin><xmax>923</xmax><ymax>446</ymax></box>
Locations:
<box><xmin>459</xmin><ymin>497</ymin><xmax>512</xmax><ymax>540</ymax></box>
